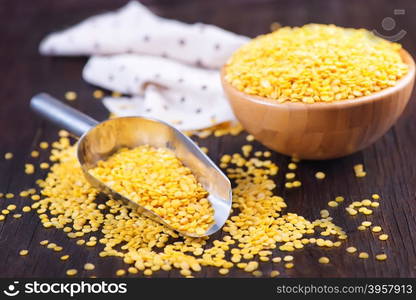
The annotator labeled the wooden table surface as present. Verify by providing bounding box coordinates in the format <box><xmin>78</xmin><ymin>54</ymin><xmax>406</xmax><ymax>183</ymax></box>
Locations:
<box><xmin>1</xmin><ymin>0</ymin><xmax>416</xmax><ymax>278</ymax></box>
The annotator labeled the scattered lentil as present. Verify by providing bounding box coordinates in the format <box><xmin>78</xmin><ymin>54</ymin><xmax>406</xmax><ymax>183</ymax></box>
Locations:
<box><xmin>4</xmin><ymin>152</ymin><xmax>13</xmax><ymax>160</ymax></box>
<box><xmin>371</xmin><ymin>226</ymin><xmax>382</xmax><ymax>233</ymax></box>
<box><xmin>270</xmin><ymin>270</ymin><xmax>280</xmax><ymax>277</ymax></box>
<box><xmin>84</xmin><ymin>263</ymin><xmax>95</xmax><ymax>271</ymax></box>
<box><xmin>379</xmin><ymin>234</ymin><xmax>389</xmax><ymax>241</ymax></box>
<box><xmin>315</xmin><ymin>172</ymin><xmax>326</xmax><ymax>180</ymax></box>
<box><xmin>25</xmin><ymin>164</ymin><xmax>35</xmax><ymax>174</ymax></box>
<box><xmin>318</xmin><ymin>257</ymin><xmax>330</xmax><ymax>264</ymax></box>
<box><xmin>40</xmin><ymin>142</ymin><xmax>49</xmax><ymax>149</ymax></box>
<box><xmin>65</xmin><ymin>91</ymin><xmax>77</xmax><ymax>101</ymax></box>
<box><xmin>66</xmin><ymin>269</ymin><xmax>78</xmax><ymax>276</ymax></box>
<box><xmin>19</xmin><ymin>249</ymin><xmax>29</xmax><ymax>256</ymax></box>
<box><xmin>346</xmin><ymin>246</ymin><xmax>357</xmax><ymax>254</ymax></box>
<box><xmin>375</xmin><ymin>254</ymin><xmax>387</xmax><ymax>261</ymax></box>
<box><xmin>93</xmin><ymin>89</ymin><xmax>104</xmax><ymax>99</ymax></box>
<box><xmin>358</xmin><ymin>252</ymin><xmax>369</xmax><ymax>259</ymax></box>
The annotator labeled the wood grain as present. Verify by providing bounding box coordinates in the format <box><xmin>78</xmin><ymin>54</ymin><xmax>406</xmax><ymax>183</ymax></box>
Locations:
<box><xmin>0</xmin><ymin>0</ymin><xmax>416</xmax><ymax>278</ymax></box>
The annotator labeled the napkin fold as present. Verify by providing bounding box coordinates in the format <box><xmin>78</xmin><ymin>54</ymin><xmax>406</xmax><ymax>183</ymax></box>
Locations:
<box><xmin>40</xmin><ymin>1</ymin><xmax>249</xmax><ymax>130</ymax></box>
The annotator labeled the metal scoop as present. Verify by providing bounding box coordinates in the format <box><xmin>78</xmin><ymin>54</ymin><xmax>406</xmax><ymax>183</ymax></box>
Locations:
<box><xmin>30</xmin><ymin>93</ymin><xmax>232</xmax><ymax>237</ymax></box>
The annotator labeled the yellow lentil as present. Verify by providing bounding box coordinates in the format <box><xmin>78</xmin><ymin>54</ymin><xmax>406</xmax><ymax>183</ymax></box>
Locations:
<box><xmin>335</xmin><ymin>196</ymin><xmax>345</xmax><ymax>203</ymax></box>
<box><xmin>66</xmin><ymin>269</ymin><xmax>78</xmax><ymax>276</ymax></box>
<box><xmin>379</xmin><ymin>234</ymin><xmax>389</xmax><ymax>241</ymax></box>
<box><xmin>93</xmin><ymin>89</ymin><xmax>104</xmax><ymax>99</ymax></box>
<box><xmin>128</xmin><ymin>267</ymin><xmax>138</xmax><ymax>274</ymax></box>
<box><xmin>354</xmin><ymin>164</ymin><xmax>366</xmax><ymax>178</ymax></box>
<box><xmin>31</xmin><ymin>150</ymin><xmax>39</xmax><ymax>158</ymax></box>
<box><xmin>270</xmin><ymin>270</ymin><xmax>280</xmax><ymax>277</ymax></box>
<box><xmin>372</xmin><ymin>194</ymin><xmax>380</xmax><ymax>200</ymax></box>
<box><xmin>19</xmin><ymin>249</ymin><xmax>29</xmax><ymax>256</ymax></box>
<box><xmin>252</xmin><ymin>270</ymin><xmax>263</xmax><ymax>277</ymax></box>
<box><xmin>285</xmin><ymin>172</ymin><xmax>296</xmax><ymax>180</ymax></box>
<box><xmin>372</xmin><ymin>226</ymin><xmax>382</xmax><ymax>233</ymax></box>
<box><xmin>6</xmin><ymin>193</ymin><xmax>14</xmax><ymax>199</ymax></box>
<box><xmin>283</xmin><ymin>255</ymin><xmax>294</xmax><ymax>262</ymax></box>
<box><xmin>84</xmin><ymin>263</ymin><xmax>95</xmax><ymax>271</ymax></box>
<box><xmin>7</xmin><ymin>204</ymin><xmax>16</xmax><ymax>211</ymax></box>
<box><xmin>358</xmin><ymin>252</ymin><xmax>369</xmax><ymax>259</ymax></box>
<box><xmin>320</xmin><ymin>209</ymin><xmax>330</xmax><ymax>218</ymax></box>
<box><xmin>292</xmin><ymin>181</ymin><xmax>302</xmax><ymax>188</ymax></box>
<box><xmin>284</xmin><ymin>263</ymin><xmax>294</xmax><ymax>269</ymax></box>
<box><xmin>40</xmin><ymin>162</ymin><xmax>50</xmax><ymax>169</ymax></box>
<box><xmin>22</xmin><ymin>206</ymin><xmax>31</xmax><ymax>213</ymax></box>
<box><xmin>272</xmin><ymin>257</ymin><xmax>282</xmax><ymax>263</ymax></box>
<box><xmin>116</xmin><ymin>269</ymin><xmax>126</xmax><ymax>276</ymax></box>
<box><xmin>32</xmin><ymin>137</ymin><xmax>349</xmax><ymax>278</ymax></box>
<box><xmin>362</xmin><ymin>221</ymin><xmax>372</xmax><ymax>227</ymax></box>
<box><xmin>40</xmin><ymin>142</ymin><xmax>49</xmax><ymax>149</ymax></box>
<box><xmin>346</xmin><ymin>246</ymin><xmax>357</xmax><ymax>254</ymax></box>
<box><xmin>39</xmin><ymin>240</ymin><xmax>49</xmax><ymax>245</ymax></box>
<box><xmin>25</xmin><ymin>164</ymin><xmax>35</xmax><ymax>174</ymax></box>
<box><xmin>318</xmin><ymin>257</ymin><xmax>330</xmax><ymax>264</ymax></box>
<box><xmin>13</xmin><ymin>214</ymin><xmax>22</xmax><ymax>219</ymax></box>
<box><xmin>315</xmin><ymin>172</ymin><xmax>326</xmax><ymax>180</ymax></box>
<box><xmin>328</xmin><ymin>201</ymin><xmax>338</xmax><ymax>208</ymax></box>
<box><xmin>375</xmin><ymin>254</ymin><xmax>387</xmax><ymax>261</ymax></box>
<box><xmin>0</xmin><ymin>215</ymin><xmax>5</xmax><ymax>221</ymax></box>
<box><xmin>4</xmin><ymin>152</ymin><xmax>13</xmax><ymax>160</ymax></box>
<box><xmin>65</xmin><ymin>91</ymin><xmax>77</xmax><ymax>101</ymax></box>
<box><xmin>111</xmin><ymin>91</ymin><xmax>122</xmax><ymax>98</ymax></box>
<box><xmin>60</xmin><ymin>255</ymin><xmax>70</xmax><ymax>261</ymax></box>
<box><xmin>219</xmin><ymin>268</ymin><xmax>229</xmax><ymax>275</ymax></box>
<box><xmin>288</xmin><ymin>163</ymin><xmax>297</xmax><ymax>170</ymax></box>
<box><xmin>361</xmin><ymin>199</ymin><xmax>372</xmax><ymax>206</ymax></box>
<box><xmin>225</xmin><ymin>24</ymin><xmax>407</xmax><ymax>103</ymax></box>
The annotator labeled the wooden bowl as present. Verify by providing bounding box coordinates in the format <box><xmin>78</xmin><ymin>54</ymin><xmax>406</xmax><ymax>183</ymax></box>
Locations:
<box><xmin>221</xmin><ymin>49</ymin><xmax>415</xmax><ymax>160</ymax></box>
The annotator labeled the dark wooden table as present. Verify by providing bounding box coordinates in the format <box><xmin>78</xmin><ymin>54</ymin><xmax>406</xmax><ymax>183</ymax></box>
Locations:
<box><xmin>1</xmin><ymin>0</ymin><xmax>416</xmax><ymax>278</ymax></box>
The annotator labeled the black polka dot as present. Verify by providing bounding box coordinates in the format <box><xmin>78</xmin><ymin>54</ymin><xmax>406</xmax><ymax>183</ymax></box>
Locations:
<box><xmin>180</xmin><ymin>97</ymin><xmax>186</xmax><ymax>103</ymax></box>
<box><xmin>126</xmin><ymin>48</ymin><xmax>133</xmax><ymax>53</ymax></box>
<box><xmin>143</xmin><ymin>35</ymin><xmax>150</xmax><ymax>42</ymax></box>
<box><xmin>196</xmin><ymin>108</ymin><xmax>202</xmax><ymax>114</ymax></box>
<box><xmin>161</xmin><ymin>52</ymin><xmax>168</xmax><ymax>58</ymax></box>
<box><xmin>154</xmin><ymin>73</ymin><xmax>160</xmax><ymax>79</ymax></box>
<box><xmin>178</xmin><ymin>39</ymin><xmax>186</xmax><ymax>46</ymax></box>
<box><xmin>214</xmin><ymin>43</ymin><xmax>221</xmax><ymax>50</ymax></box>
<box><xmin>145</xmin><ymin>108</ymin><xmax>152</xmax><ymax>113</ymax></box>
<box><xmin>134</xmin><ymin>76</ymin><xmax>140</xmax><ymax>83</ymax></box>
<box><xmin>201</xmin><ymin>85</ymin><xmax>207</xmax><ymax>90</ymax></box>
<box><xmin>195</xmin><ymin>60</ymin><xmax>203</xmax><ymax>67</ymax></box>
<box><xmin>93</xmin><ymin>42</ymin><xmax>100</xmax><ymax>50</ymax></box>
<box><xmin>163</xmin><ymin>105</ymin><xmax>169</xmax><ymax>110</ymax></box>
<box><xmin>178</xmin><ymin>78</ymin><xmax>184</xmax><ymax>83</ymax></box>
<box><xmin>108</xmin><ymin>74</ymin><xmax>114</xmax><ymax>81</ymax></box>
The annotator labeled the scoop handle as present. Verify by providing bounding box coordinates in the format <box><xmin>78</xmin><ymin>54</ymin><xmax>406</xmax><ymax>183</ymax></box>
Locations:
<box><xmin>31</xmin><ymin>93</ymin><xmax>99</xmax><ymax>137</ymax></box>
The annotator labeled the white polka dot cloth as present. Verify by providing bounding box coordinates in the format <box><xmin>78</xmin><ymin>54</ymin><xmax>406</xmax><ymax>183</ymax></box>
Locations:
<box><xmin>39</xmin><ymin>1</ymin><xmax>249</xmax><ymax>130</ymax></box>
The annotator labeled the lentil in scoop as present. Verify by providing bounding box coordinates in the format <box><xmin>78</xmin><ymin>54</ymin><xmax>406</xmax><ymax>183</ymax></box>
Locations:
<box><xmin>89</xmin><ymin>145</ymin><xmax>214</xmax><ymax>235</ymax></box>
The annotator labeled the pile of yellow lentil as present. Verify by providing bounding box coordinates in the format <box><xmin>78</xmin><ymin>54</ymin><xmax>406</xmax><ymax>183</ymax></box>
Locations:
<box><xmin>1</xmin><ymin>127</ymin><xmax>390</xmax><ymax>277</ymax></box>
<box><xmin>89</xmin><ymin>145</ymin><xmax>214</xmax><ymax>235</ymax></box>
<box><xmin>225</xmin><ymin>24</ymin><xmax>408</xmax><ymax>103</ymax></box>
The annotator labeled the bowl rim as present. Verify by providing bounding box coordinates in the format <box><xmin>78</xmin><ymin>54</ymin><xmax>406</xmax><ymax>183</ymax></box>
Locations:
<box><xmin>221</xmin><ymin>49</ymin><xmax>416</xmax><ymax>110</ymax></box>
